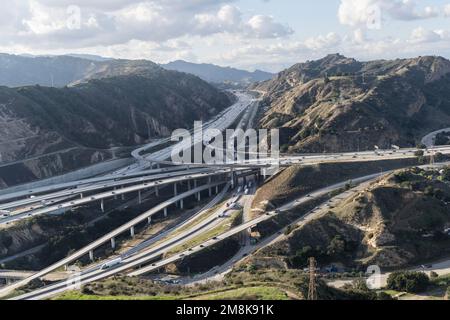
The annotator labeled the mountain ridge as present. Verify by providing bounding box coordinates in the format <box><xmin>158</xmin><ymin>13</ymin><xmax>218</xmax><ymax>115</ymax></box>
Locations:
<box><xmin>161</xmin><ymin>60</ymin><xmax>274</xmax><ymax>85</ymax></box>
<box><xmin>0</xmin><ymin>62</ymin><xmax>232</xmax><ymax>187</ymax></box>
<box><xmin>257</xmin><ymin>54</ymin><xmax>450</xmax><ymax>153</ymax></box>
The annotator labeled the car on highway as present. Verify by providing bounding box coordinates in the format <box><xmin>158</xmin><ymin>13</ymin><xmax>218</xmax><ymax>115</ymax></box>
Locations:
<box><xmin>100</xmin><ymin>258</ymin><xmax>122</xmax><ymax>270</ymax></box>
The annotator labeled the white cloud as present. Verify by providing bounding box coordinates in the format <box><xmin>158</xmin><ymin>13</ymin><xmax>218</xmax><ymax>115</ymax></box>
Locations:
<box><xmin>409</xmin><ymin>27</ymin><xmax>450</xmax><ymax>43</ymax></box>
<box><xmin>445</xmin><ymin>4</ymin><xmax>450</xmax><ymax>17</ymax></box>
<box><xmin>338</xmin><ymin>0</ymin><xmax>440</xmax><ymax>29</ymax></box>
<box><xmin>304</xmin><ymin>32</ymin><xmax>341</xmax><ymax>50</ymax></box>
<box><xmin>245</xmin><ymin>15</ymin><xmax>293</xmax><ymax>38</ymax></box>
<box><xmin>2</xmin><ymin>1</ymin><xmax>292</xmax><ymax>51</ymax></box>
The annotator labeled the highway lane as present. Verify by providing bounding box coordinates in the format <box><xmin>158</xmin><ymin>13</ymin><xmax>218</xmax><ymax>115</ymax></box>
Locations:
<box><xmin>11</xmin><ymin>163</ymin><xmax>449</xmax><ymax>300</ymax></box>
<box><xmin>11</xmin><ymin>187</ymin><xmax>247</xmax><ymax>300</ymax></box>
<box><xmin>50</xmin><ymin>183</ymin><xmax>233</xmax><ymax>281</ymax></box>
<box><xmin>0</xmin><ymin>168</ymin><xmax>211</xmax><ymax>212</ymax></box>
<box><xmin>0</xmin><ymin>92</ymin><xmax>256</xmax><ymax>217</ymax></box>
<box><xmin>0</xmin><ymin>181</ymin><xmax>228</xmax><ymax>298</ymax></box>
<box><xmin>422</xmin><ymin>128</ymin><xmax>450</xmax><ymax>148</ymax></box>
<box><xmin>0</xmin><ymin>166</ymin><xmax>192</xmax><ymax>205</ymax></box>
<box><xmin>183</xmin><ymin>162</ymin><xmax>450</xmax><ymax>286</ymax></box>
<box><xmin>0</xmin><ymin>169</ymin><xmax>237</xmax><ymax>225</ymax></box>
<box><xmin>141</xmin><ymin>92</ymin><xmax>254</xmax><ymax>164</ymax></box>
<box><xmin>121</xmin><ymin>183</ymin><xmax>231</xmax><ymax>258</ymax></box>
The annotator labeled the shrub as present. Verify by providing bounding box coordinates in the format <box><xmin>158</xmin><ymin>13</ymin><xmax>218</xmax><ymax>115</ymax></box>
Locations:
<box><xmin>414</xmin><ymin>150</ymin><xmax>425</xmax><ymax>157</ymax></box>
<box><xmin>387</xmin><ymin>271</ymin><xmax>430</xmax><ymax>293</ymax></box>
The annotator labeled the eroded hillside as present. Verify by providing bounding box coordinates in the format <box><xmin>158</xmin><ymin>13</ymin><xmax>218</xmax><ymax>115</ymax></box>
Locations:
<box><xmin>257</xmin><ymin>54</ymin><xmax>450</xmax><ymax>153</ymax></box>
<box><xmin>251</xmin><ymin>167</ymin><xmax>450</xmax><ymax>269</ymax></box>
<box><xmin>0</xmin><ymin>64</ymin><xmax>232</xmax><ymax>187</ymax></box>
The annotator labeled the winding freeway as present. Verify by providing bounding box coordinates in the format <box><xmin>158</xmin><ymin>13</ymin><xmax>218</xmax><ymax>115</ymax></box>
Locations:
<box><xmin>1</xmin><ymin>90</ymin><xmax>450</xmax><ymax>300</ymax></box>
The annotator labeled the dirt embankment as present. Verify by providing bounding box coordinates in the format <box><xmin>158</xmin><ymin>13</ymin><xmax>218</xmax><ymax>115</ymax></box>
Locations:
<box><xmin>252</xmin><ymin>158</ymin><xmax>421</xmax><ymax>213</ymax></box>
<box><xmin>252</xmin><ymin>167</ymin><xmax>450</xmax><ymax>270</ymax></box>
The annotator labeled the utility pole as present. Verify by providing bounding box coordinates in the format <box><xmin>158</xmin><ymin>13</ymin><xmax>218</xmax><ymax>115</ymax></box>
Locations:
<box><xmin>308</xmin><ymin>257</ymin><xmax>318</xmax><ymax>301</ymax></box>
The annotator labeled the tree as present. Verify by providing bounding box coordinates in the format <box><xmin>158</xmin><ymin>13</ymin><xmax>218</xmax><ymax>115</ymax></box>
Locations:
<box><xmin>387</xmin><ymin>271</ymin><xmax>430</xmax><ymax>293</ymax></box>
<box><xmin>327</xmin><ymin>235</ymin><xmax>346</xmax><ymax>256</ymax></box>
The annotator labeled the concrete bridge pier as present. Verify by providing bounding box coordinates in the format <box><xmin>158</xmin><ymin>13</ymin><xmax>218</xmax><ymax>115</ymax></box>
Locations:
<box><xmin>100</xmin><ymin>199</ymin><xmax>105</xmax><ymax>213</ymax></box>
<box><xmin>138</xmin><ymin>190</ymin><xmax>142</xmax><ymax>204</ymax></box>
<box><xmin>230</xmin><ymin>171</ymin><xmax>236</xmax><ymax>189</ymax></box>
<box><xmin>174</xmin><ymin>183</ymin><xmax>178</xmax><ymax>196</ymax></box>
<box><xmin>208</xmin><ymin>177</ymin><xmax>212</xmax><ymax>197</ymax></box>
<box><xmin>89</xmin><ymin>250</ymin><xmax>94</xmax><ymax>262</ymax></box>
<box><xmin>155</xmin><ymin>186</ymin><xmax>159</xmax><ymax>197</ymax></box>
<box><xmin>130</xmin><ymin>226</ymin><xmax>135</xmax><ymax>238</ymax></box>
<box><xmin>111</xmin><ymin>237</ymin><xmax>116</xmax><ymax>250</ymax></box>
<box><xmin>164</xmin><ymin>207</ymin><xmax>168</xmax><ymax>218</ymax></box>
<box><xmin>180</xmin><ymin>199</ymin><xmax>184</xmax><ymax>210</ymax></box>
<box><xmin>197</xmin><ymin>192</ymin><xmax>201</xmax><ymax>202</ymax></box>
<box><xmin>147</xmin><ymin>217</ymin><xmax>152</xmax><ymax>224</ymax></box>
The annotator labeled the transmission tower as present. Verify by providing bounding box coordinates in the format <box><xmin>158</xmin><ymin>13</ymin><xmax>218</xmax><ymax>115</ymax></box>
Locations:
<box><xmin>307</xmin><ymin>257</ymin><xmax>318</xmax><ymax>300</ymax></box>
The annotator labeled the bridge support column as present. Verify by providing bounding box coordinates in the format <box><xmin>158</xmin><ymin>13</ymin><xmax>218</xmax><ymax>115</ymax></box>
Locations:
<box><xmin>174</xmin><ymin>183</ymin><xmax>178</xmax><ymax>196</ymax></box>
<box><xmin>231</xmin><ymin>172</ymin><xmax>235</xmax><ymax>189</ymax></box>
<box><xmin>155</xmin><ymin>186</ymin><xmax>159</xmax><ymax>197</ymax></box>
<box><xmin>216</xmin><ymin>185</ymin><xmax>219</xmax><ymax>194</ymax></box>
<box><xmin>197</xmin><ymin>192</ymin><xmax>201</xmax><ymax>202</ymax></box>
<box><xmin>194</xmin><ymin>180</ymin><xmax>197</xmax><ymax>188</ymax></box>
<box><xmin>80</xmin><ymin>193</ymin><xmax>83</xmax><ymax>199</ymax></box>
<box><xmin>188</xmin><ymin>180</ymin><xmax>191</xmax><ymax>190</ymax></box>
<box><xmin>130</xmin><ymin>226</ymin><xmax>135</xmax><ymax>238</ymax></box>
<box><xmin>121</xmin><ymin>189</ymin><xmax>125</xmax><ymax>200</ymax></box>
<box><xmin>89</xmin><ymin>250</ymin><xmax>94</xmax><ymax>262</ymax></box>
<box><xmin>180</xmin><ymin>199</ymin><xmax>184</xmax><ymax>210</ymax></box>
<box><xmin>114</xmin><ymin>187</ymin><xmax>117</xmax><ymax>200</ymax></box>
<box><xmin>208</xmin><ymin>177</ymin><xmax>212</xmax><ymax>197</ymax></box>
<box><xmin>111</xmin><ymin>237</ymin><xmax>116</xmax><ymax>250</ymax></box>
<box><xmin>100</xmin><ymin>199</ymin><xmax>105</xmax><ymax>213</ymax></box>
<box><xmin>138</xmin><ymin>190</ymin><xmax>142</xmax><ymax>204</ymax></box>
<box><xmin>164</xmin><ymin>207</ymin><xmax>168</xmax><ymax>217</ymax></box>
<box><xmin>147</xmin><ymin>217</ymin><xmax>152</xmax><ymax>224</ymax></box>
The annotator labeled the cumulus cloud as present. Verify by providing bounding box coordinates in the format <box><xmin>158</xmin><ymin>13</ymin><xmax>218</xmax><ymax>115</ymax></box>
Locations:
<box><xmin>338</xmin><ymin>0</ymin><xmax>440</xmax><ymax>29</ymax></box>
<box><xmin>245</xmin><ymin>15</ymin><xmax>293</xmax><ymax>38</ymax></box>
<box><xmin>409</xmin><ymin>27</ymin><xmax>450</xmax><ymax>43</ymax></box>
<box><xmin>2</xmin><ymin>0</ymin><xmax>293</xmax><ymax>51</ymax></box>
<box><xmin>304</xmin><ymin>32</ymin><xmax>341</xmax><ymax>50</ymax></box>
<box><xmin>445</xmin><ymin>4</ymin><xmax>450</xmax><ymax>17</ymax></box>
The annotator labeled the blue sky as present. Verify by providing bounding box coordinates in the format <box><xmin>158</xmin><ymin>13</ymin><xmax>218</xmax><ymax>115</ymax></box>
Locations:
<box><xmin>1</xmin><ymin>0</ymin><xmax>450</xmax><ymax>71</ymax></box>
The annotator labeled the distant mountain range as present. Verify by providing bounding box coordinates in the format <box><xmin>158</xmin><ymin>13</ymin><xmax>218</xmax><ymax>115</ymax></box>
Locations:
<box><xmin>256</xmin><ymin>54</ymin><xmax>450</xmax><ymax>153</ymax></box>
<box><xmin>0</xmin><ymin>54</ymin><xmax>273</xmax><ymax>88</ymax></box>
<box><xmin>161</xmin><ymin>60</ymin><xmax>274</xmax><ymax>85</ymax></box>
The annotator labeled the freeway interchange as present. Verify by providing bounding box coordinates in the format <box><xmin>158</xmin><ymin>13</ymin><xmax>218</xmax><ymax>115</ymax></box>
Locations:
<box><xmin>1</xmin><ymin>90</ymin><xmax>450</xmax><ymax>299</ymax></box>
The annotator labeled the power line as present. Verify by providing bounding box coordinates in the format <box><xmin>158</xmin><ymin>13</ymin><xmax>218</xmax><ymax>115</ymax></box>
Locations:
<box><xmin>308</xmin><ymin>257</ymin><xmax>318</xmax><ymax>300</ymax></box>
